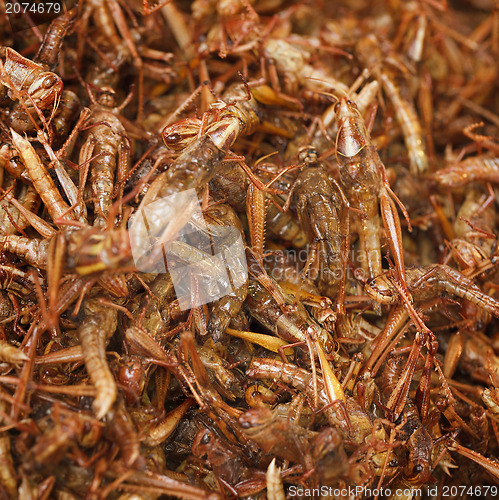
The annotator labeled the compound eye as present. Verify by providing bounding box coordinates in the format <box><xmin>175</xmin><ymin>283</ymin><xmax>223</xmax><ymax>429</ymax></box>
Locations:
<box><xmin>43</xmin><ymin>75</ymin><xmax>57</xmax><ymax>89</ymax></box>
<box><xmin>411</xmin><ymin>464</ymin><xmax>424</xmax><ymax>477</ymax></box>
<box><xmin>164</xmin><ymin>132</ymin><xmax>181</xmax><ymax>145</ymax></box>
<box><xmin>347</xmin><ymin>99</ymin><xmax>359</xmax><ymax>111</ymax></box>
<box><xmin>200</xmin><ymin>432</ymin><xmax>211</xmax><ymax>445</ymax></box>
<box><xmin>324</xmin><ymin>338</ymin><xmax>335</xmax><ymax>354</ymax></box>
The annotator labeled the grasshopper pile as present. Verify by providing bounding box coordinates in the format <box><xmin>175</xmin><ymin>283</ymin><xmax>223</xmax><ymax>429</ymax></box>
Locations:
<box><xmin>0</xmin><ymin>0</ymin><xmax>498</xmax><ymax>498</ymax></box>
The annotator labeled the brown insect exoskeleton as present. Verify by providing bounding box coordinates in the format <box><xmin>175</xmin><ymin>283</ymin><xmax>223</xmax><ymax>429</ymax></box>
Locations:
<box><xmin>335</xmin><ymin>94</ymin><xmax>410</xmax><ymax>299</ymax></box>
<box><xmin>2</xmin><ymin>9</ymin><xmax>76</xmax><ymax>135</ymax></box>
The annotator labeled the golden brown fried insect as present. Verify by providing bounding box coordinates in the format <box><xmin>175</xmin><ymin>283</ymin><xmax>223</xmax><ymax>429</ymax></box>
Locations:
<box><xmin>239</xmin><ymin>404</ymin><xmax>312</xmax><ymax>463</ymax></box>
<box><xmin>155</xmin><ymin>225</ymin><xmax>246</xmax><ymax>340</ymax></box>
<box><xmin>0</xmin><ymin>47</ymin><xmax>63</xmax><ymax>111</ymax></box>
<box><xmin>335</xmin><ymin>95</ymin><xmax>409</xmax><ymax>294</ymax></box>
<box><xmin>10</xmin><ymin>130</ymin><xmax>73</xmax><ymax>223</ymax></box>
<box><xmin>51</xmin><ymin>90</ymin><xmax>81</xmax><ymax>148</ymax></box>
<box><xmin>77</xmin><ymin>0</ymin><xmax>152</xmax><ymax>118</ymax></box>
<box><xmin>191</xmin><ymin>427</ymin><xmax>252</xmax><ymax>486</ymax></box>
<box><xmin>1</xmin><ymin>226</ymin><xmax>131</xmax><ymax>275</ymax></box>
<box><xmin>197</xmin><ymin>346</ymin><xmax>243</xmax><ymax>401</ymax></box>
<box><xmin>0</xmin><ymin>183</ymin><xmax>42</xmax><ymax>236</ymax></box>
<box><xmin>108</xmin><ymin>468</ymin><xmax>221</xmax><ymax>500</ymax></box>
<box><xmin>144</xmin><ymin>398</ymin><xmax>195</xmax><ymax>448</ymax></box>
<box><xmin>24</xmin><ymin>405</ymin><xmax>102</xmax><ymax>470</ymax></box>
<box><xmin>432</xmin><ymin>156</ymin><xmax>499</xmax><ymax>188</ymax></box>
<box><xmin>127</xmin><ymin>273</ymin><xmax>175</xmax><ymax>339</ymax></box>
<box><xmin>35</xmin><ymin>8</ymin><xmax>76</xmax><ymax>70</ymax></box>
<box><xmin>292</xmin><ymin>146</ymin><xmax>347</xmax><ymax>304</ymax></box>
<box><xmin>175</xmin><ymin>331</ymin><xmax>259</xmax><ymax>454</ymax></box>
<box><xmin>247</xmin><ymin>358</ymin><xmax>373</xmax><ymax>444</ymax></box>
<box><xmin>451</xmin><ymin>186</ymin><xmax>495</xmax><ymax>271</ymax></box>
<box><xmin>260</xmin><ymin>37</ymin><xmax>350</xmax><ymax>98</ymax></box>
<box><xmin>210</xmin><ymin>160</ymin><xmax>307</xmax><ymax>250</ymax></box>
<box><xmin>458</xmin><ymin>333</ymin><xmax>499</xmax><ymax>387</ymax></box>
<box><xmin>278</xmin><ymin>280</ymin><xmax>337</xmax><ymax>331</ymax></box>
<box><xmin>356</xmin><ymin>35</ymin><xmax>429</xmax><ymax>175</ymax></box>
<box><xmin>366</xmin><ymin>264</ymin><xmax>499</xmax><ymax>317</ymax></box>
<box><xmin>0</xmin><ymin>264</ymin><xmax>40</xmax><ymax>297</ymax></box>
<box><xmin>245</xmin><ymin>273</ymin><xmax>335</xmax><ymax>357</ymax></box>
<box><xmin>105</xmin><ymin>400</ymin><xmax>141</xmax><ymax>467</ymax></box>
<box><xmin>80</xmin><ymin>88</ymin><xmax>131</xmax><ymax>228</ymax></box>
<box><xmin>161</xmin><ymin>83</ymin><xmax>261</xmax><ymax>151</ymax></box>
<box><xmin>378</xmin><ymin>355</ymin><xmax>433</xmax><ymax>485</ymax></box>
<box><xmin>77</xmin><ymin>296</ymin><xmax>118</xmax><ymax>419</ymax></box>
<box><xmin>307</xmin><ymin>427</ymin><xmax>349</xmax><ymax>486</ymax></box>
<box><xmin>155</xmin><ymin>84</ymin><xmax>294</xmax><ymax>207</ymax></box>
<box><xmin>4</xmin><ymin>9</ymin><xmax>76</xmax><ymax>136</ymax></box>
